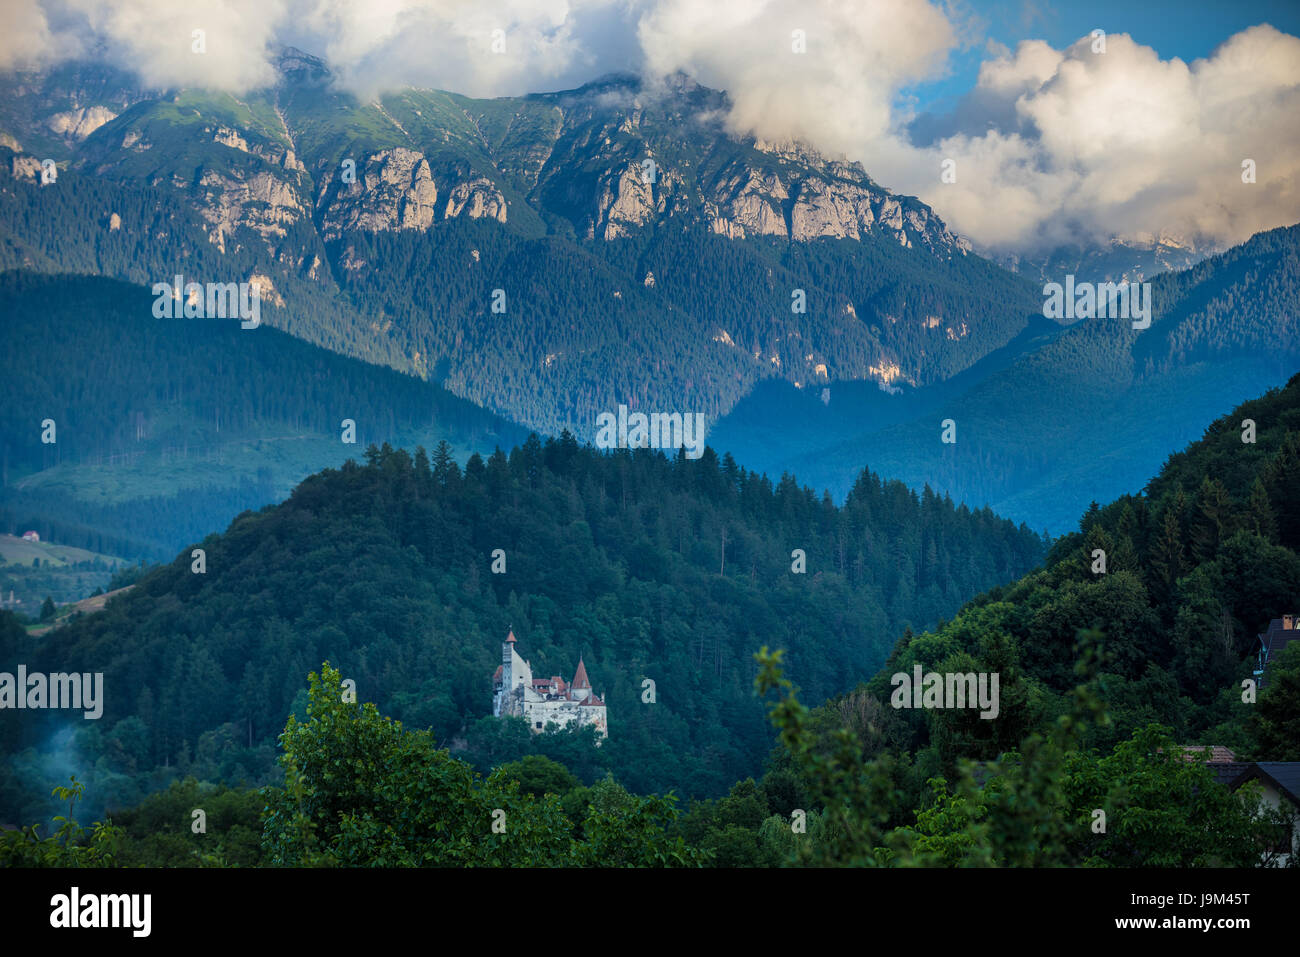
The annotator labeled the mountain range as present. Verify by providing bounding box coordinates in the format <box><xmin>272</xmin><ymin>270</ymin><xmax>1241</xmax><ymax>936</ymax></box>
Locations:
<box><xmin>712</xmin><ymin>224</ymin><xmax>1300</xmax><ymax>531</ymax></box>
<box><xmin>0</xmin><ymin>53</ymin><xmax>1035</xmax><ymax>425</ymax></box>
<box><xmin>2</xmin><ymin>40</ymin><xmax>1299</xmax><ymax>869</ymax></box>
<box><xmin>1</xmin><ymin>48</ymin><xmax>1297</xmax><ymax>544</ymax></box>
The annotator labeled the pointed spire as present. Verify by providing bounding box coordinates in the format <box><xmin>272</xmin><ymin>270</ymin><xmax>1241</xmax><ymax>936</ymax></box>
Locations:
<box><xmin>572</xmin><ymin>656</ymin><xmax>591</xmax><ymax>689</ymax></box>
<box><xmin>506</xmin><ymin>628</ymin><xmax>517</xmax><ymax>644</ymax></box>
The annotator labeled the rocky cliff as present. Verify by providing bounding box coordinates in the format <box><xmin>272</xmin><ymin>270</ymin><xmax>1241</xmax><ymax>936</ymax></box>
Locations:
<box><xmin>0</xmin><ymin>51</ymin><xmax>968</xmax><ymax>265</ymax></box>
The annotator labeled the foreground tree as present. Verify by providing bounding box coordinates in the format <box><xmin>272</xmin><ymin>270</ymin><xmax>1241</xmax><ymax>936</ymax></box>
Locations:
<box><xmin>1249</xmin><ymin>643</ymin><xmax>1300</xmax><ymax>761</ymax></box>
<box><xmin>757</xmin><ymin>634</ymin><xmax>1281</xmax><ymax>867</ymax></box>
<box><xmin>0</xmin><ymin>777</ymin><xmax>121</xmax><ymax>867</ymax></box>
<box><xmin>261</xmin><ymin>663</ymin><xmax>705</xmax><ymax>867</ymax></box>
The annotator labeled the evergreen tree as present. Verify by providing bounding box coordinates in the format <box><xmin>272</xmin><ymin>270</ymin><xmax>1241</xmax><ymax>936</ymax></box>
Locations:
<box><xmin>1190</xmin><ymin>476</ymin><xmax>1233</xmax><ymax>562</ymax></box>
<box><xmin>413</xmin><ymin>446</ymin><xmax>432</xmax><ymax>483</ymax></box>
<box><xmin>432</xmin><ymin>440</ymin><xmax>456</xmax><ymax>487</ymax></box>
<box><xmin>1246</xmin><ymin>476</ymin><xmax>1277</xmax><ymax>540</ymax></box>
<box><xmin>1249</xmin><ymin>645</ymin><xmax>1300</xmax><ymax>761</ymax></box>
<box><xmin>1264</xmin><ymin>432</ymin><xmax>1300</xmax><ymax>549</ymax></box>
<box><xmin>1148</xmin><ymin>506</ymin><xmax>1186</xmax><ymax>604</ymax></box>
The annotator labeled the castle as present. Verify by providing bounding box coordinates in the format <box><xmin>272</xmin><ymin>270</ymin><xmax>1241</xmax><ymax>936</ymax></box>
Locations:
<box><xmin>492</xmin><ymin>630</ymin><xmax>608</xmax><ymax>738</ymax></box>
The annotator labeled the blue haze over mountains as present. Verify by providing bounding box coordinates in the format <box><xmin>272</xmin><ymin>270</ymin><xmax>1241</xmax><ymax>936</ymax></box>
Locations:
<box><xmin>0</xmin><ymin>47</ymin><xmax>1297</xmax><ymax>552</ymax></box>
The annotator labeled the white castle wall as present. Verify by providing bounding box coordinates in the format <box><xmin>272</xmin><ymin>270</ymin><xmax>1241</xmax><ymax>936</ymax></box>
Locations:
<box><xmin>492</xmin><ymin>639</ymin><xmax>607</xmax><ymax>737</ymax></box>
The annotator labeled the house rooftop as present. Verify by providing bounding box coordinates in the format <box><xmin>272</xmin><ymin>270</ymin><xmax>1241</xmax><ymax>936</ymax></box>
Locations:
<box><xmin>1209</xmin><ymin>762</ymin><xmax>1255</xmax><ymax>788</ymax></box>
<box><xmin>1175</xmin><ymin>745</ymin><xmax>1237</xmax><ymax>763</ymax></box>
<box><xmin>1257</xmin><ymin>616</ymin><xmax>1299</xmax><ymax>687</ymax></box>
<box><xmin>1237</xmin><ymin>762</ymin><xmax>1300</xmax><ymax>807</ymax></box>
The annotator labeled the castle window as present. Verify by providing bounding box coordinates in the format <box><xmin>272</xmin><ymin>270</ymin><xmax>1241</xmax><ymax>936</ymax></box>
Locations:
<box><xmin>535</xmin><ymin>722</ymin><xmax>542</xmax><ymax>729</ymax></box>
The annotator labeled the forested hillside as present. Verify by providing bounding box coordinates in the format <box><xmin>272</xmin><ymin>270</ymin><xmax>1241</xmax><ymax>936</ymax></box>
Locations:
<box><xmin>667</xmin><ymin>373</ymin><xmax>1300</xmax><ymax>865</ymax></box>
<box><xmin>5</xmin><ymin>379</ymin><xmax>1298</xmax><ymax>867</ymax></box>
<box><xmin>713</xmin><ymin>223</ymin><xmax>1300</xmax><ymax>532</ymax></box>
<box><xmin>559</xmin><ymin>373</ymin><xmax>1300</xmax><ymax>867</ymax></box>
<box><xmin>329</xmin><ymin>218</ymin><xmax>1040</xmax><ymax>435</ymax></box>
<box><xmin>0</xmin><ymin>435</ymin><xmax>1045</xmax><ymax>824</ymax></box>
<box><xmin>861</xmin><ymin>368</ymin><xmax>1300</xmax><ymax>759</ymax></box>
<box><xmin>0</xmin><ymin>271</ymin><xmax>525</xmax><ymax>558</ymax></box>
<box><xmin>0</xmin><ymin>58</ymin><xmax>1044</xmax><ymax>438</ymax></box>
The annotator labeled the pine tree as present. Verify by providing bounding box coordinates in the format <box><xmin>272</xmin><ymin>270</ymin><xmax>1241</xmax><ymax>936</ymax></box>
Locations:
<box><xmin>1263</xmin><ymin>432</ymin><xmax>1300</xmax><ymax>549</ymax></box>
<box><xmin>721</xmin><ymin>452</ymin><xmax>740</xmax><ymax>494</ymax></box>
<box><xmin>486</xmin><ymin>448</ymin><xmax>510</xmax><ymax>496</ymax></box>
<box><xmin>1082</xmin><ymin>524</ymin><xmax>1114</xmax><ymax>577</ymax></box>
<box><xmin>1148</xmin><ymin>506</ymin><xmax>1186</xmax><ymax>603</ymax></box>
<box><xmin>432</xmin><ymin>440</ymin><xmax>455</xmax><ymax>487</ymax></box>
<box><xmin>1190</xmin><ymin>476</ymin><xmax>1233</xmax><ymax>562</ymax></box>
<box><xmin>463</xmin><ymin>452</ymin><xmax>487</xmax><ymax>484</ymax></box>
<box><xmin>1109</xmin><ymin>531</ymin><xmax>1140</xmax><ymax>575</ymax></box>
<box><xmin>1246</xmin><ymin>477</ymin><xmax>1277</xmax><ymax>540</ymax></box>
<box><xmin>413</xmin><ymin>446</ymin><xmax>432</xmax><ymax>482</ymax></box>
<box><xmin>1080</xmin><ymin>501</ymin><xmax>1102</xmax><ymax>535</ymax></box>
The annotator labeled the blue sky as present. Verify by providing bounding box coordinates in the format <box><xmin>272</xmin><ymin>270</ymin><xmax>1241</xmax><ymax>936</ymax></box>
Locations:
<box><xmin>911</xmin><ymin>0</ymin><xmax>1300</xmax><ymax>113</ymax></box>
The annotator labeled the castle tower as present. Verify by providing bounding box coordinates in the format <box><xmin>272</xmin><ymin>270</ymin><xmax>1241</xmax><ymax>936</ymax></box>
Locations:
<box><xmin>571</xmin><ymin>656</ymin><xmax>591</xmax><ymax>702</ymax></box>
<box><xmin>494</xmin><ymin>629</ymin><xmax>532</xmax><ymax>717</ymax></box>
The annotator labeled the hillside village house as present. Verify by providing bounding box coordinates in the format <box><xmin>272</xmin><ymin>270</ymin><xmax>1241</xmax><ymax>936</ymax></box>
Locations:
<box><xmin>1178</xmin><ymin>747</ymin><xmax>1300</xmax><ymax>866</ymax></box>
<box><xmin>1233</xmin><ymin>763</ymin><xmax>1300</xmax><ymax>866</ymax></box>
<box><xmin>1256</xmin><ymin>615</ymin><xmax>1299</xmax><ymax>689</ymax></box>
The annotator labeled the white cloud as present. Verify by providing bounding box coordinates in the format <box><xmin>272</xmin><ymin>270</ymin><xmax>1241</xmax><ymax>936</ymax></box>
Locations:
<box><xmin>635</xmin><ymin>3</ymin><xmax>1300</xmax><ymax>254</ymax></box>
<box><xmin>0</xmin><ymin>0</ymin><xmax>68</xmax><ymax>70</ymax></box>
<box><xmin>911</xmin><ymin>26</ymin><xmax>1300</xmax><ymax>253</ymax></box>
<box><xmin>291</xmin><ymin>0</ymin><xmax>638</xmax><ymax>99</ymax></box>
<box><xmin>61</xmin><ymin>0</ymin><xmax>288</xmax><ymax>91</ymax></box>
<box><xmin>637</xmin><ymin>0</ymin><xmax>955</xmax><ymax>155</ymax></box>
<box><xmin>2</xmin><ymin>0</ymin><xmax>1297</xmax><ymax>255</ymax></box>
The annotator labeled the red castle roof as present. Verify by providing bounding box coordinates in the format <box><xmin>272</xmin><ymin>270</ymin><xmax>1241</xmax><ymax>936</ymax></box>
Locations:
<box><xmin>571</xmin><ymin>657</ymin><xmax>591</xmax><ymax>689</ymax></box>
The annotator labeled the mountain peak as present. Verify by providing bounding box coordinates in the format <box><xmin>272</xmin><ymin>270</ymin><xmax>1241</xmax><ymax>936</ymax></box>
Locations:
<box><xmin>274</xmin><ymin>46</ymin><xmax>331</xmax><ymax>86</ymax></box>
